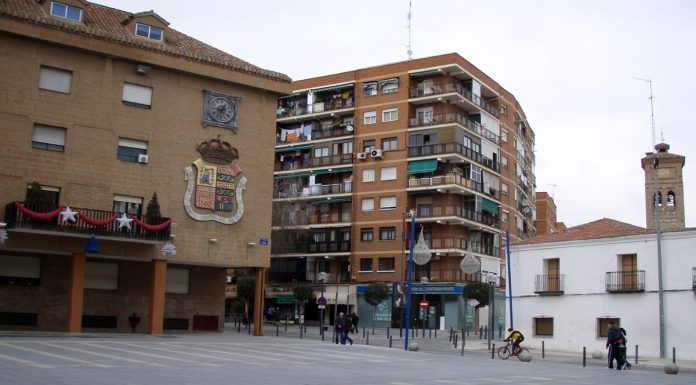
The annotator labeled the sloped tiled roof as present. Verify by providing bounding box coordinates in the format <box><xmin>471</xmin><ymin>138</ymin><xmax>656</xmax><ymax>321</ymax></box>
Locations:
<box><xmin>0</xmin><ymin>0</ymin><xmax>291</xmax><ymax>84</ymax></box>
<box><xmin>515</xmin><ymin>218</ymin><xmax>650</xmax><ymax>246</ymax></box>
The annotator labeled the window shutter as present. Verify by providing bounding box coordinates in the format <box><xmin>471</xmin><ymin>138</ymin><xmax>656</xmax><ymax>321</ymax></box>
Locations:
<box><xmin>122</xmin><ymin>83</ymin><xmax>153</xmax><ymax>106</ymax></box>
<box><xmin>33</xmin><ymin>125</ymin><xmax>66</xmax><ymax>145</ymax></box>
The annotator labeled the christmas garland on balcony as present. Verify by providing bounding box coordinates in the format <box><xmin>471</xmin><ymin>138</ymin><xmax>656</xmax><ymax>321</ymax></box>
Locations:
<box><xmin>77</xmin><ymin>211</ymin><xmax>119</xmax><ymax>227</ymax></box>
<box><xmin>132</xmin><ymin>216</ymin><xmax>172</xmax><ymax>232</ymax></box>
<box><xmin>15</xmin><ymin>203</ymin><xmax>62</xmax><ymax>220</ymax></box>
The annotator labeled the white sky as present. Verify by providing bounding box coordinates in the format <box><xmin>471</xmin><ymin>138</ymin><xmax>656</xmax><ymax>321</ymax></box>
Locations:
<box><xmin>99</xmin><ymin>0</ymin><xmax>696</xmax><ymax>228</ymax></box>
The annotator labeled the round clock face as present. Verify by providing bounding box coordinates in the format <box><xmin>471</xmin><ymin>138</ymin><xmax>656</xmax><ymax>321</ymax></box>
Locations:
<box><xmin>207</xmin><ymin>97</ymin><xmax>235</xmax><ymax>123</ymax></box>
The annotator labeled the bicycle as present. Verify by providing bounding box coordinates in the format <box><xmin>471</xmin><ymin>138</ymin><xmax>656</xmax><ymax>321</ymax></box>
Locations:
<box><xmin>498</xmin><ymin>340</ymin><xmax>530</xmax><ymax>360</ymax></box>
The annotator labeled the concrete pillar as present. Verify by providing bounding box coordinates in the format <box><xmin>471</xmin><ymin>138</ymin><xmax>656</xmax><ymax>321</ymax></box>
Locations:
<box><xmin>66</xmin><ymin>252</ymin><xmax>85</xmax><ymax>333</ymax></box>
<box><xmin>148</xmin><ymin>259</ymin><xmax>167</xmax><ymax>335</ymax></box>
<box><xmin>253</xmin><ymin>267</ymin><xmax>267</xmax><ymax>336</ymax></box>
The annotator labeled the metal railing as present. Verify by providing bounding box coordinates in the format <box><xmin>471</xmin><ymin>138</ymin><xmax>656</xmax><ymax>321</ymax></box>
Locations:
<box><xmin>276</xmin><ymin>126</ymin><xmax>353</xmax><ymax>145</ymax></box>
<box><xmin>408</xmin><ymin>112</ymin><xmax>499</xmax><ymax>144</ymax></box>
<box><xmin>4</xmin><ymin>202</ymin><xmax>170</xmax><ymax>241</ymax></box>
<box><xmin>408</xmin><ymin>173</ymin><xmax>483</xmax><ymax>193</ymax></box>
<box><xmin>409</xmin><ymin>82</ymin><xmax>499</xmax><ymax>118</ymax></box>
<box><xmin>535</xmin><ymin>274</ymin><xmax>565</xmax><ymax>294</ymax></box>
<box><xmin>408</xmin><ymin>142</ymin><xmax>498</xmax><ymax>172</ymax></box>
<box><xmin>308</xmin><ymin>212</ymin><xmax>352</xmax><ymax>225</ymax></box>
<box><xmin>272</xmin><ymin>240</ymin><xmax>351</xmax><ymax>254</ymax></box>
<box><xmin>605</xmin><ymin>270</ymin><xmax>645</xmax><ymax>293</ymax></box>
<box><xmin>423</xmin><ymin>236</ymin><xmax>499</xmax><ymax>257</ymax></box>
<box><xmin>415</xmin><ymin>204</ymin><xmax>498</xmax><ymax>228</ymax></box>
<box><xmin>274</xmin><ymin>182</ymin><xmax>352</xmax><ymax>199</ymax></box>
<box><xmin>277</xmin><ymin>98</ymin><xmax>354</xmax><ymax>119</ymax></box>
<box><xmin>274</xmin><ymin>153</ymin><xmax>353</xmax><ymax>172</ymax></box>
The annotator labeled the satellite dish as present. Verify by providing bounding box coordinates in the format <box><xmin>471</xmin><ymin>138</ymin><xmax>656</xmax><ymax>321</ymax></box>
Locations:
<box><xmin>346</xmin><ymin>125</ymin><xmax>354</xmax><ymax>132</ymax></box>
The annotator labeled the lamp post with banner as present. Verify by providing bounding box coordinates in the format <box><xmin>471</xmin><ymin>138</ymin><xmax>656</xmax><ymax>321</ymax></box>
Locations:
<box><xmin>405</xmin><ymin>222</ymin><xmax>431</xmax><ymax>351</ymax></box>
<box><xmin>460</xmin><ymin>244</ymin><xmax>480</xmax><ymax>336</ymax></box>
<box><xmin>317</xmin><ymin>271</ymin><xmax>328</xmax><ymax>337</ymax></box>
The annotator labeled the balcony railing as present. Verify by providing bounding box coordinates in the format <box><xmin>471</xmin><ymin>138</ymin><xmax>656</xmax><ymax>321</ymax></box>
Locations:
<box><xmin>535</xmin><ymin>274</ymin><xmax>565</xmax><ymax>295</ymax></box>
<box><xmin>605</xmin><ymin>270</ymin><xmax>645</xmax><ymax>293</ymax></box>
<box><xmin>408</xmin><ymin>113</ymin><xmax>499</xmax><ymax>144</ymax></box>
<box><xmin>4</xmin><ymin>202</ymin><xmax>170</xmax><ymax>242</ymax></box>
<box><xmin>274</xmin><ymin>182</ymin><xmax>352</xmax><ymax>199</ymax></box>
<box><xmin>277</xmin><ymin>98</ymin><xmax>354</xmax><ymax>119</ymax></box>
<box><xmin>408</xmin><ymin>142</ymin><xmax>498</xmax><ymax>172</ymax></box>
<box><xmin>408</xmin><ymin>173</ymin><xmax>482</xmax><ymax>193</ymax></box>
<box><xmin>413</xmin><ymin>269</ymin><xmax>503</xmax><ymax>285</ymax></box>
<box><xmin>276</xmin><ymin>126</ymin><xmax>353</xmax><ymax>145</ymax></box>
<box><xmin>308</xmin><ymin>212</ymin><xmax>352</xmax><ymax>225</ymax></box>
<box><xmin>272</xmin><ymin>240</ymin><xmax>351</xmax><ymax>254</ymax></box>
<box><xmin>274</xmin><ymin>154</ymin><xmax>353</xmax><ymax>172</ymax></box>
<box><xmin>423</xmin><ymin>236</ymin><xmax>499</xmax><ymax>257</ymax></box>
<box><xmin>415</xmin><ymin>204</ymin><xmax>498</xmax><ymax>228</ymax></box>
<box><xmin>409</xmin><ymin>82</ymin><xmax>499</xmax><ymax>118</ymax></box>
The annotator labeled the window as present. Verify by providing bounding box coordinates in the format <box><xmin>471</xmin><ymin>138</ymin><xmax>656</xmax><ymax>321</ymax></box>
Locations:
<box><xmin>380</xmin><ymin>78</ymin><xmax>399</xmax><ymax>94</ymax></box>
<box><xmin>501</xmin><ymin>155</ymin><xmax>508</xmax><ymax>168</ymax></box>
<box><xmin>359</xmin><ymin>258</ymin><xmax>373</xmax><ymax>272</ymax></box>
<box><xmin>0</xmin><ymin>255</ymin><xmax>40</xmax><ymax>286</ymax></box>
<box><xmin>117</xmin><ymin>138</ymin><xmax>148</xmax><ymax>162</ymax></box>
<box><xmin>381</xmin><ymin>137</ymin><xmax>397</xmax><ymax>151</ymax></box>
<box><xmin>364</xmin><ymin>111</ymin><xmax>377</xmax><ymax>125</ymax></box>
<box><xmin>362</xmin><ymin>168</ymin><xmax>375</xmax><ymax>183</ymax></box>
<box><xmin>597</xmin><ymin>318</ymin><xmax>620</xmax><ymax>338</ymax></box>
<box><xmin>380</xmin><ymin>167</ymin><xmax>397</xmax><ymax>181</ymax></box>
<box><xmin>50</xmin><ymin>2</ymin><xmax>82</xmax><ymax>21</ymax></box>
<box><xmin>502</xmin><ymin>212</ymin><xmax>508</xmax><ymax>224</ymax></box>
<box><xmin>313</xmin><ymin>147</ymin><xmax>329</xmax><ymax>157</ymax></box>
<box><xmin>113</xmin><ymin>195</ymin><xmax>142</xmax><ymax>216</ymax></box>
<box><xmin>312</xmin><ymin>232</ymin><xmax>326</xmax><ymax>243</ymax></box>
<box><xmin>363</xmin><ymin>139</ymin><xmax>376</xmax><ymax>153</ymax></box>
<box><xmin>667</xmin><ymin>191</ymin><xmax>676</xmax><ymax>206</ymax></box>
<box><xmin>26</xmin><ymin>185</ymin><xmax>60</xmax><ymax>207</ymax></box>
<box><xmin>361</xmin><ymin>198</ymin><xmax>374</xmax><ymax>212</ymax></box>
<box><xmin>333</xmin><ymin>141</ymin><xmax>353</xmax><ymax>155</ymax></box>
<box><xmin>500</xmin><ymin>129</ymin><xmax>508</xmax><ymax>143</ymax></box>
<box><xmin>39</xmin><ymin>66</ymin><xmax>72</xmax><ymax>93</ymax></box>
<box><xmin>122</xmin><ymin>83</ymin><xmax>153</xmax><ymax>108</ymax></box>
<box><xmin>361</xmin><ymin>228</ymin><xmax>373</xmax><ymax>241</ymax></box>
<box><xmin>470</xmin><ymin>165</ymin><xmax>482</xmax><ymax>183</ymax></box>
<box><xmin>379</xmin><ymin>227</ymin><xmax>396</xmax><ymax>241</ymax></box>
<box><xmin>382</xmin><ymin>108</ymin><xmax>398</xmax><ymax>122</ymax></box>
<box><xmin>135</xmin><ymin>23</ymin><xmax>164</xmax><ymax>41</ymax></box>
<box><xmin>534</xmin><ymin>317</ymin><xmax>554</xmax><ymax>336</ymax></box>
<box><xmin>32</xmin><ymin>124</ymin><xmax>66</xmax><ymax>152</ymax></box>
<box><xmin>84</xmin><ymin>262</ymin><xmax>119</xmax><ymax>290</ymax></box>
<box><xmin>501</xmin><ymin>183</ymin><xmax>509</xmax><ymax>195</ymax></box>
<box><xmin>363</xmin><ymin>82</ymin><xmax>377</xmax><ymax>97</ymax></box>
<box><xmin>500</xmin><ymin>105</ymin><xmax>508</xmax><ymax>116</ymax></box>
<box><xmin>380</xmin><ymin>196</ymin><xmax>396</xmax><ymax>210</ymax></box>
<box><xmin>166</xmin><ymin>267</ymin><xmax>190</xmax><ymax>294</ymax></box>
<box><xmin>378</xmin><ymin>258</ymin><xmax>395</xmax><ymax>272</ymax></box>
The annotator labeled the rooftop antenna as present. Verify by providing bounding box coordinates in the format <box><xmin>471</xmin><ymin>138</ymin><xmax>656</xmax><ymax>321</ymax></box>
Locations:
<box><xmin>546</xmin><ymin>184</ymin><xmax>557</xmax><ymax>199</ymax></box>
<box><xmin>633</xmin><ymin>77</ymin><xmax>655</xmax><ymax>146</ymax></box>
<box><xmin>406</xmin><ymin>0</ymin><xmax>413</xmax><ymax>60</ymax></box>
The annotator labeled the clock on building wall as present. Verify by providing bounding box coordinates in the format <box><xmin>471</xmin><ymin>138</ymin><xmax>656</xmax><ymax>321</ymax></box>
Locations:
<box><xmin>202</xmin><ymin>90</ymin><xmax>241</xmax><ymax>132</ymax></box>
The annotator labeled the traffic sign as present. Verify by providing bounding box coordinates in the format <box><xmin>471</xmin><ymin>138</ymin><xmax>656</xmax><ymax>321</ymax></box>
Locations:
<box><xmin>316</xmin><ymin>296</ymin><xmax>327</xmax><ymax>306</ymax></box>
<box><xmin>467</xmin><ymin>299</ymin><xmax>480</xmax><ymax>307</ymax></box>
<box><xmin>419</xmin><ymin>300</ymin><xmax>429</xmax><ymax>308</ymax></box>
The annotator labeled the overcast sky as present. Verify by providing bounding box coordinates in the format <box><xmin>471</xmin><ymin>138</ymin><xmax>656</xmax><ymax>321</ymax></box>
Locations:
<box><xmin>100</xmin><ymin>0</ymin><xmax>696</xmax><ymax>228</ymax></box>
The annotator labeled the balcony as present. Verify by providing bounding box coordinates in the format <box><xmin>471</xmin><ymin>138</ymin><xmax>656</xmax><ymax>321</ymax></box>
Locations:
<box><xmin>408</xmin><ymin>142</ymin><xmax>498</xmax><ymax>172</ymax></box>
<box><xmin>534</xmin><ymin>275</ymin><xmax>565</xmax><ymax>295</ymax></box>
<box><xmin>4</xmin><ymin>202</ymin><xmax>171</xmax><ymax>243</ymax></box>
<box><xmin>408</xmin><ymin>173</ymin><xmax>482</xmax><ymax>194</ymax></box>
<box><xmin>605</xmin><ymin>270</ymin><xmax>645</xmax><ymax>293</ymax></box>
<box><xmin>424</xmin><ymin>236</ymin><xmax>499</xmax><ymax>258</ymax></box>
<box><xmin>274</xmin><ymin>182</ymin><xmax>352</xmax><ymax>199</ymax></box>
<box><xmin>309</xmin><ymin>212</ymin><xmax>352</xmax><ymax>226</ymax></box>
<box><xmin>277</xmin><ymin>93</ymin><xmax>354</xmax><ymax>121</ymax></box>
<box><xmin>272</xmin><ymin>240</ymin><xmax>351</xmax><ymax>255</ymax></box>
<box><xmin>413</xmin><ymin>269</ymin><xmax>503</xmax><ymax>285</ymax></box>
<box><xmin>274</xmin><ymin>153</ymin><xmax>353</xmax><ymax>172</ymax></box>
<box><xmin>276</xmin><ymin>125</ymin><xmax>353</xmax><ymax>146</ymax></box>
<box><xmin>414</xmin><ymin>204</ymin><xmax>498</xmax><ymax>228</ymax></box>
<box><xmin>409</xmin><ymin>82</ymin><xmax>499</xmax><ymax>118</ymax></box>
<box><xmin>408</xmin><ymin>112</ymin><xmax>499</xmax><ymax>144</ymax></box>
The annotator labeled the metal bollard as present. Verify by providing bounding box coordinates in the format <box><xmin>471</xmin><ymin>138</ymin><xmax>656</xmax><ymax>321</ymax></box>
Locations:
<box><xmin>389</xmin><ymin>335</ymin><xmax>393</xmax><ymax>348</ymax></box>
<box><xmin>542</xmin><ymin>340</ymin><xmax>545</xmax><ymax>358</ymax></box>
<box><xmin>300</xmin><ymin>324</ymin><xmax>303</xmax><ymax>339</ymax></box>
<box><xmin>276</xmin><ymin>323</ymin><xmax>279</xmax><ymax>337</ymax></box>
<box><xmin>366</xmin><ymin>332</ymin><xmax>370</xmax><ymax>346</ymax></box>
<box><xmin>454</xmin><ymin>334</ymin><xmax>458</xmax><ymax>349</ymax></box>
<box><xmin>583</xmin><ymin>347</ymin><xmax>586</xmax><ymax>367</ymax></box>
<box><xmin>449</xmin><ymin>328</ymin><xmax>453</xmax><ymax>342</ymax></box>
<box><xmin>466</xmin><ymin>326</ymin><xmax>469</xmax><ymax>337</ymax></box>
<box><xmin>635</xmin><ymin>345</ymin><xmax>638</xmax><ymax>364</ymax></box>
<box><xmin>429</xmin><ymin>328</ymin><xmax>432</xmax><ymax>339</ymax></box>
<box><xmin>479</xmin><ymin>326</ymin><xmax>483</xmax><ymax>339</ymax></box>
<box><xmin>387</xmin><ymin>327</ymin><xmax>390</xmax><ymax>339</ymax></box>
<box><xmin>484</xmin><ymin>325</ymin><xmax>488</xmax><ymax>339</ymax></box>
<box><xmin>491</xmin><ymin>343</ymin><xmax>495</xmax><ymax>359</ymax></box>
<box><xmin>412</xmin><ymin>326</ymin><xmax>415</xmax><ymax>339</ymax></box>
<box><xmin>672</xmin><ymin>347</ymin><xmax>676</xmax><ymax>364</ymax></box>
<box><xmin>435</xmin><ymin>329</ymin><xmax>437</xmax><ymax>338</ymax></box>
<box><xmin>363</xmin><ymin>326</ymin><xmax>366</xmax><ymax>339</ymax></box>
<box><xmin>285</xmin><ymin>322</ymin><xmax>287</xmax><ymax>332</ymax></box>
<box><xmin>461</xmin><ymin>336</ymin><xmax>465</xmax><ymax>356</ymax></box>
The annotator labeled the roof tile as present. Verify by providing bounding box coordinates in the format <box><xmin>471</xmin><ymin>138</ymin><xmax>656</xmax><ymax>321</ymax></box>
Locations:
<box><xmin>516</xmin><ymin>218</ymin><xmax>650</xmax><ymax>245</ymax></box>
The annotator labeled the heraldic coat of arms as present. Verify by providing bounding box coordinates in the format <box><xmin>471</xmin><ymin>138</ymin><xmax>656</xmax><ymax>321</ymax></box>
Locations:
<box><xmin>184</xmin><ymin>137</ymin><xmax>246</xmax><ymax>224</ymax></box>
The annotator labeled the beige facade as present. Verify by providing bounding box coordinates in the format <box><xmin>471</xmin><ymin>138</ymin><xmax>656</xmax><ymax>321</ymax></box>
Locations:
<box><xmin>0</xmin><ymin>0</ymin><xmax>290</xmax><ymax>333</ymax></box>
<box><xmin>641</xmin><ymin>143</ymin><xmax>686</xmax><ymax>230</ymax></box>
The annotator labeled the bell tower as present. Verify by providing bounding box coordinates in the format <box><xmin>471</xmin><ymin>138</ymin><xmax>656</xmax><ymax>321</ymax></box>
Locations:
<box><xmin>640</xmin><ymin>143</ymin><xmax>686</xmax><ymax>230</ymax></box>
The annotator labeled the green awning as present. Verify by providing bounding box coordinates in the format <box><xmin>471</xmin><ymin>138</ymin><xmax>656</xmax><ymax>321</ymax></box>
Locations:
<box><xmin>379</xmin><ymin>77</ymin><xmax>399</xmax><ymax>87</ymax></box>
<box><xmin>407</xmin><ymin>159</ymin><xmax>438</xmax><ymax>174</ymax></box>
<box><xmin>410</xmin><ymin>68</ymin><xmax>442</xmax><ymax>77</ymax></box>
<box><xmin>275</xmin><ymin>173</ymin><xmax>310</xmax><ymax>180</ymax></box>
<box><xmin>312</xmin><ymin>83</ymin><xmax>354</xmax><ymax>93</ymax></box>
<box><xmin>278</xmin><ymin>92</ymin><xmax>305</xmax><ymax>100</ymax></box>
<box><xmin>482</xmin><ymin>198</ymin><xmax>499</xmax><ymax>214</ymax></box>
<box><xmin>311</xmin><ymin>198</ymin><xmax>352</xmax><ymax>205</ymax></box>
<box><xmin>313</xmin><ymin>167</ymin><xmax>353</xmax><ymax>175</ymax></box>
<box><xmin>276</xmin><ymin>295</ymin><xmax>296</xmax><ymax>303</ymax></box>
<box><xmin>276</xmin><ymin>145</ymin><xmax>312</xmax><ymax>153</ymax></box>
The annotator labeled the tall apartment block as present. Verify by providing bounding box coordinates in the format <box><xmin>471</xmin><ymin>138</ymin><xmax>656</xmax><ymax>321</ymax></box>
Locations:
<box><xmin>0</xmin><ymin>0</ymin><xmax>289</xmax><ymax>334</ymax></box>
<box><xmin>270</xmin><ymin>53</ymin><xmax>536</xmax><ymax>329</ymax></box>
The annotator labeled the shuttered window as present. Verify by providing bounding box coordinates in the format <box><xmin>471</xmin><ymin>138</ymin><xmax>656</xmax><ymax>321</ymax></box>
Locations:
<box><xmin>32</xmin><ymin>124</ymin><xmax>66</xmax><ymax>151</ymax></box>
<box><xmin>39</xmin><ymin>66</ymin><xmax>72</xmax><ymax>93</ymax></box>
<box><xmin>122</xmin><ymin>83</ymin><xmax>153</xmax><ymax>108</ymax></box>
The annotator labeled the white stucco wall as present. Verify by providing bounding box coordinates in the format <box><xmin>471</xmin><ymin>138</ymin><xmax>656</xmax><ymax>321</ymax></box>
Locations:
<box><xmin>507</xmin><ymin>229</ymin><xmax>696</xmax><ymax>359</ymax></box>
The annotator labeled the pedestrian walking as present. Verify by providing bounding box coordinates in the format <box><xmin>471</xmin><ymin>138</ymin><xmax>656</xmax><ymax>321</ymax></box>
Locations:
<box><xmin>334</xmin><ymin>312</ymin><xmax>345</xmax><ymax>344</ymax></box>
<box><xmin>618</xmin><ymin>327</ymin><xmax>632</xmax><ymax>370</ymax></box>
<box><xmin>351</xmin><ymin>312</ymin><xmax>359</xmax><ymax>334</ymax></box>
<box><xmin>606</xmin><ymin>322</ymin><xmax>622</xmax><ymax>369</ymax></box>
<box><xmin>343</xmin><ymin>313</ymin><xmax>353</xmax><ymax>345</ymax></box>
<box><xmin>128</xmin><ymin>312</ymin><xmax>141</xmax><ymax>333</ymax></box>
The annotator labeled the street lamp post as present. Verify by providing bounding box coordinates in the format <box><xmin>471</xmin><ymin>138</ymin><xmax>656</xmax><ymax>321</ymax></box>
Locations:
<box><xmin>483</xmin><ymin>272</ymin><xmax>497</xmax><ymax>351</ymax></box>
<box><xmin>404</xmin><ymin>211</ymin><xmax>415</xmax><ymax>351</ymax></box>
<box><xmin>318</xmin><ymin>271</ymin><xmax>327</xmax><ymax>339</ymax></box>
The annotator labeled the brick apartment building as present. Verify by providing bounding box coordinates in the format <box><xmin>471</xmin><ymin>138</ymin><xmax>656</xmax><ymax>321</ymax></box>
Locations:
<box><xmin>269</xmin><ymin>54</ymin><xmax>536</xmax><ymax>329</ymax></box>
<box><xmin>0</xmin><ymin>0</ymin><xmax>290</xmax><ymax>334</ymax></box>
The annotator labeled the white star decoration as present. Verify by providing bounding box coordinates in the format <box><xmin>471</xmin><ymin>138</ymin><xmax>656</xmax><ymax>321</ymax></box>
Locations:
<box><xmin>116</xmin><ymin>212</ymin><xmax>133</xmax><ymax>230</ymax></box>
<box><xmin>160</xmin><ymin>242</ymin><xmax>177</xmax><ymax>256</ymax></box>
<box><xmin>0</xmin><ymin>228</ymin><xmax>7</xmax><ymax>244</ymax></box>
<box><xmin>60</xmin><ymin>206</ymin><xmax>78</xmax><ymax>224</ymax></box>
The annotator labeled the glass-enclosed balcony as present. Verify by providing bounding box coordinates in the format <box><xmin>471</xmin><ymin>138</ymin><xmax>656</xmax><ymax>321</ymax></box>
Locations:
<box><xmin>408</xmin><ymin>82</ymin><xmax>499</xmax><ymax>118</ymax></box>
<box><xmin>414</xmin><ymin>204</ymin><xmax>498</xmax><ymax>229</ymax></box>
<box><xmin>407</xmin><ymin>142</ymin><xmax>498</xmax><ymax>172</ymax></box>
<box><xmin>408</xmin><ymin>112</ymin><xmax>498</xmax><ymax>144</ymax></box>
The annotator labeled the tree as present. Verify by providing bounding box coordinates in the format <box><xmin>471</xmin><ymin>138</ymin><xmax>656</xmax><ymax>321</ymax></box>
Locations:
<box><xmin>25</xmin><ymin>181</ymin><xmax>44</xmax><ymax>207</ymax></box>
<box><xmin>293</xmin><ymin>283</ymin><xmax>314</xmax><ymax>326</ymax></box>
<box><xmin>236</xmin><ymin>276</ymin><xmax>256</xmax><ymax>321</ymax></box>
<box><xmin>463</xmin><ymin>281</ymin><xmax>490</xmax><ymax>308</ymax></box>
<box><xmin>145</xmin><ymin>192</ymin><xmax>162</xmax><ymax>224</ymax></box>
<box><xmin>364</xmin><ymin>282</ymin><xmax>389</xmax><ymax>334</ymax></box>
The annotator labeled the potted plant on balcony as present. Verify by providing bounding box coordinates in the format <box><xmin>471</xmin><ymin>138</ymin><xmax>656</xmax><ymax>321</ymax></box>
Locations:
<box><xmin>145</xmin><ymin>192</ymin><xmax>162</xmax><ymax>224</ymax></box>
<box><xmin>25</xmin><ymin>181</ymin><xmax>44</xmax><ymax>209</ymax></box>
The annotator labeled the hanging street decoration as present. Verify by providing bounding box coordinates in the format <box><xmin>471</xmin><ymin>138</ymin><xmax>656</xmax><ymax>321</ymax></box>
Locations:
<box><xmin>460</xmin><ymin>244</ymin><xmax>481</xmax><ymax>274</ymax></box>
<box><xmin>160</xmin><ymin>242</ymin><xmax>177</xmax><ymax>256</ymax></box>
<box><xmin>412</xmin><ymin>229</ymin><xmax>432</xmax><ymax>265</ymax></box>
<box><xmin>59</xmin><ymin>206</ymin><xmax>78</xmax><ymax>224</ymax></box>
<box><xmin>116</xmin><ymin>212</ymin><xmax>133</xmax><ymax>230</ymax></box>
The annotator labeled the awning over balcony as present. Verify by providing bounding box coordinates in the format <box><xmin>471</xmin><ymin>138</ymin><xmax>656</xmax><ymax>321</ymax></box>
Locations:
<box><xmin>276</xmin><ymin>145</ymin><xmax>312</xmax><ymax>153</ymax></box>
<box><xmin>408</xmin><ymin>159</ymin><xmax>438</xmax><ymax>174</ymax></box>
<box><xmin>482</xmin><ymin>198</ymin><xmax>499</xmax><ymax>214</ymax></box>
<box><xmin>379</xmin><ymin>77</ymin><xmax>399</xmax><ymax>87</ymax></box>
<box><xmin>275</xmin><ymin>173</ymin><xmax>310</xmax><ymax>180</ymax></box>
<box><xmin>410</xmin><ymin>68</ymin><xmax>442</xmax><ymax>77</ymax></box>
<box><xmin>312</xmin><ymin>83</ymin><xmax>354</xmax><ymax>93</ymax></box>
<box><xmin>311</xmin><ymin>198</ymin><xmax>352</xmax><ymax>205</ymax></box>
<box><xmin>313</xmin><ymin>167</ymin><xmax>353</xmax><ymax>175</ymax></box>
<box><xmin>278</xmin><ymin>92</ymin><xmax>305</xmax><ymax>100</ymax></box>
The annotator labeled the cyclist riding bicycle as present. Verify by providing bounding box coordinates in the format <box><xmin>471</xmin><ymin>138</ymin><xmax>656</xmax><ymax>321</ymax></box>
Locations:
<box><xmin>504</xmin><ymin>327</ymin><xmax>525</xmax><ymax>355</ymax></box>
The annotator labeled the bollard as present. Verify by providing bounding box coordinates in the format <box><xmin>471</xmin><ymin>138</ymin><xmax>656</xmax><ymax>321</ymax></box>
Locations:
<box><xmin>387</xmin><ymin>327</ymin><xmax>390</xmax><ymax>339</ymax></box>
<box><xmin>454</xmin><ymin>334</ymin><xmax>458</xmax><ymax>349</ymax></box>
<box><xmin>389</xmin><ymin>335</ymin><xmax>393</xmax><ymax>348</ymax></box>
<box><xmin>461</xmin><ymin>336</ymin><xmax>465</xmax><ymax>356</ymax></box>
<box><xmin>583</xmin><ymin>347</ymin><xmax>586</xmax><ymax>367</ymax></box>
<box><xmin>466</xmin><ymin>326</ymin><xmax>469</xmax><ymax>337</ymax></box>
<box><xmin>491</xmin><ymin>343</ymin><xmax>495</xmax><ymax>359</ymax></box>
<box><xmin>412</xmin><ymin>326</ymin><xmax>415</xmax><ymax>339</ymax></box>
<box><xmin>672</xmin><ymin>347</ymin><xmax>676</xmax><ymax>364</ymax></box>
<box><xmin>363</xmin><ymin>326</ymin><xmax>366</xmax><ymax>339</ymax></box>
<box><xmin>285</xmin><ymin>322</ymin><xmax>287</xmax><ymax>332</ymax></box>
<box><xmin>276</xmin><ymin>323</ymin><xmax>279</xmax><ymax>337</ymax></box>
<box><xmin>479</xmin><ymin>326</ymin><xmax>483</xmax><ymax>339</ymax></box>
<box><xmin>635</xmin><ymin>345</ymin><xmax>638</xmax><ymax>364</ymax></box>
<box><xmin>484</xmin><ymin>325</ymin><xmax>488</xmax><ymax>339</ymax></box>
<box><xmin>300</xmin><ymin>324</ymin><xmax>303</xmax><ymax>339</ymax></box>
<box><xmin>542</xmin><ymin>341</ymin><xmax>545</xmax><ymax>359</ymax></box>
<box><xmin>400</xmin><ymin>327</ymin><xmax>403</xmax><ymax>338</ymax></box>
<box><xmin>429</xmin><ymin>328</ymin><xmax>432</xmax><ymax>339</ymax></box>
<box><xmin>366</xmin><ymin>332</ymin><xmax>370</xmax><ymax>346</ymax></box>
<box><xmin>435</xmin><ymin>329</ymin><xmax>437</xmax><ymax>338</ymax></box>
<box><xmin>449</xmin><ymin>328</ymin><xmax>453</xmax><ymax>342</ymax></box>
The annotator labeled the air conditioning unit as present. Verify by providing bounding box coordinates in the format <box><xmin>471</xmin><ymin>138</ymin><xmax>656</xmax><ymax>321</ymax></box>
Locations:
<box><xmin>370</xmin><ymin>149</ymin><xmax>383</xmax><ymax>158</ymax></box>
<box><xmin>356</xmin><ymin>152</ymin><xmax>367</xmax><ymax>160</ymax></box>
<box><xmin>137</xmin><ymin>154</ymin><xmax>149</xmax><ymax>164</ymax></box>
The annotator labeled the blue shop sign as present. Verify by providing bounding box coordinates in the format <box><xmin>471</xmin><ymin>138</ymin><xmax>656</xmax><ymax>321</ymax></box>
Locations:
<box><xmin>356</xmin><ymin>284</ymin><xmax>463</xmax><ymax>294</ymax></box>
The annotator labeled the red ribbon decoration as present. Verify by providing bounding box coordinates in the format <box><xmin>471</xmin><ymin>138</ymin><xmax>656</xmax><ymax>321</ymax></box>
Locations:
<box><xmin>77</xmin><ymin>211</ymin><xmax>118</xmax><ymax>227</ymax></box>
<box><xmin>16</xmin><ymin>203</ymin><xmax>62</xmax><ymax>220</ymax></box>
<box><xmin>132</xmin><ymin>217</ymin><xmax>171</xmax><ymax>232</ymax></box>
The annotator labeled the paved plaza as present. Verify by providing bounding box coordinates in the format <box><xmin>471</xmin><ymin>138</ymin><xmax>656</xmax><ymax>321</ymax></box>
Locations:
<box><xmin>1</xmin><ymin>326</ymin><xmax>694</xmax><ymax>385</ymax></box>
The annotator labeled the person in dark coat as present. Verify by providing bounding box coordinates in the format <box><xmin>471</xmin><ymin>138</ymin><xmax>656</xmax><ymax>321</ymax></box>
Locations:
<box><xmin>351</xmin><ymin>312</ymin><xmax>359</xmax><ymax>333</ymax></box>
<box><xmin>606</xmin><ymin>322</ymin><xmax>622</xmax><ymax>369</ymax></box>
<box><xmin>334</xmin><ymin>313</ymin><xmax>344</xmax><ymax>344</ymax></box>
<box><xmin>342</xmin><ymin>314</ymin><xmax>353</xmax><ymax>345</ymax></box>
<box><xmin>128</xmin><ymin>312</ymin><xmax>141</xmax><ymax>333</ymax></box>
